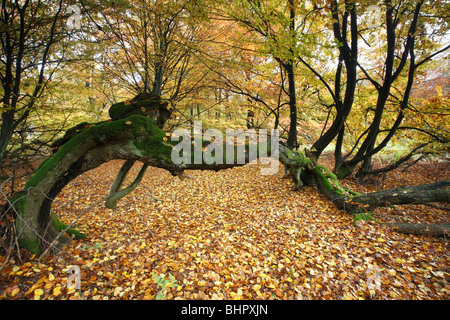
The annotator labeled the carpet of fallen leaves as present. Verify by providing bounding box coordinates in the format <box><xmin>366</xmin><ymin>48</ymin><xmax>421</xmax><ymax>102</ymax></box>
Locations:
<box><xmin>1</xmin><ymin>157</ymin><xmax>449</xmax><ymax>300</ymax></box>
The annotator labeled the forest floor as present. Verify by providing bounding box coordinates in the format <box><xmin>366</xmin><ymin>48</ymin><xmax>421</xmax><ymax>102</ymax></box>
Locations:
<box><xmin>0</xmin><ymin>155</ymin><xmax>449</xmax><ymax>300</ymax></box>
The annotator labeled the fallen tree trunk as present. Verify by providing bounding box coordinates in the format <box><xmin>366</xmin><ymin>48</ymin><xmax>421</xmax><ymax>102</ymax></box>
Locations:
<box><xmin>381</xmin><ymin>223</ymin><xmax>450</xmax><ymax>238</ymax></box>
<box><xmin>295</xmin><ymin>158</ymin><xmax>450</xmax><ymax>214</ymax></box>
<box><xmin>350</xmin><ymin>181</ymin><xmax>450</xmax><ymax>210</ymax></box>
<box><xmin>278</xmin><ymin>150</ymin><xmax>449</xmax><ymax>238</ymax></box>
<box><xmin>7</xmin><ymin>109</ymin><xmax>449</xmax><ymax>254</ymax></box>
<box><xmin>8</xmin><ymin>116</ymin><xmax>177</xmax><ymax>254</ymax></box>
<box><xmin>8</xmin><ymin>114</ymin><xmax>272</xmax><ymax>254</ymax></box>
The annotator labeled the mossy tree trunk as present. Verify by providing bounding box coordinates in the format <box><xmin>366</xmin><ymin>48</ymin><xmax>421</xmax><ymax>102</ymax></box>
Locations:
<box><xmin>9</xmin><ymin>116</ymin><xmax>180</xmax><ymax>254</ymax></box>
<box><xmin>350</xmin><ymin>181</ymin><xmax>450</xmax><ymax>211</ymax></box>
<box><xmin>105</xmin><ymin>160</ymin><xmax>149</xmax><ymax>210</ymax></box>
<box><xmin>9</xmin><ymin>114</ymin><xmax>450</xmax><ymax>254</ymax></box>
<box><xmin>279</xmin><ymin>148</ymin><xmax>449</xmax><ymax>237</ymax></box>
<box><xmin>9</xmin><ymin>115</ymin><xmax>266</xmax><ymax>254</ymax></box>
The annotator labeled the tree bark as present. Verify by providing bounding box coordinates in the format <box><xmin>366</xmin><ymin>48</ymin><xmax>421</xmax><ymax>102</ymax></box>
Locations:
<box><xmin>382</xmin><ymin>223</ymin><xmax>450</xmax><ymax>238</ymax></box>
<box><xmin>334</xmin><ymin>1</ymin><xmax>426</xmax><ymax>180</ymax></box>
<box><xmin>105</xmin><ymin>160</ymin><xmax>149</xmax><ymax>210</ymax></box>
<box><xmin>350</xmin><ymin>181</ymin><xmax>450</xmax><ymax>211</ymax></box>
<box><xmin>9</xmin><ymin>116</ymin><xmax>179</xmax><ymax>254</ymax></box>
<box><xmin>9</xmin><ymin>115</ymin><xmax>262</xmax><ymax>254</ymax></box>
<box><xmin>9</xmin><ymin>114</ymin><xmax>448</xmax><ymax>254</ymax></box>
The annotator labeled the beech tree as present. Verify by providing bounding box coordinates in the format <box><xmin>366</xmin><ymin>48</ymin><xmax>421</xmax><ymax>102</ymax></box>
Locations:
<box><xmin>2</xmin><ymin>0</ymin><xmax>449</xmax><ymax>256</ymax></box>
<box><xmin>91</xmin><ymin>0</ymin><xmax>209</xmax><ymax>104</ymax></box>
<box><xmin>218</xmin><ymin>0</ymin><xmax>300</xmax><ymax>148</ymax></box>
<box><xmin>328</xmin><ymin>0</ymin><xmax>450</xmax><ymax>180</ymax></box>
<box><xmin>220</xmin><ymin>0</ymin><xmax>449</xmax><ymax>179</ymax></box>
<box><xmin>0</xmin><ymin>0</ymin><xmax>66</xmax><ymax>160</ymax></box>
<box><xmin>6</xmin><ymin>93</ymin><xmax>449</xmax><ymax>254</ymax></box>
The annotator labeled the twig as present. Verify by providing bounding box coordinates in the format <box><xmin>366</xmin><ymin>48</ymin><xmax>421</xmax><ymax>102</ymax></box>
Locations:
<box><xmin>12</xmin><ymin>221</ymin><xmax>22</xmax><ymax>264</ymax></box>
<box><xmin>131</xmin><ymin>204</ymin><xmax>154</xmax><ymax>238</ymax></box>
<box><xmin>0</xmin><ymin>220</ymin><xmax>15</xmax><ymax>272</ymax></box>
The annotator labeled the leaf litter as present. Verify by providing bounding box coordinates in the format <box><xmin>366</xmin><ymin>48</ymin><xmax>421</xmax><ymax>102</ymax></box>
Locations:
<box><xmin>1</xmin><ymin>159</ymin><xmax>448</xmax><ymax>300</ymax></box>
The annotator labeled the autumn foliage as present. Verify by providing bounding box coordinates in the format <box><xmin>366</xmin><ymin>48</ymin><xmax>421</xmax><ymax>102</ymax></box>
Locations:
<box><xmin>1</xmin><ymin>157</ymin><xmax>448</xmax><ymax>300</ymax></box>
<box><xmin>1</xmin><ymin>0</ymin><xmax>449</xmax><ymax>302</ymax></box>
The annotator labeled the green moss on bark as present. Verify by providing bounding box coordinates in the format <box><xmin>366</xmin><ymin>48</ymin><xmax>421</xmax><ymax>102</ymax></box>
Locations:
<box><xmin>313</xmin><ymin>165</ymin><xmax>347</xmax><ymax>197</ymax></box>
<box><xmin>51</xmin><ymin>214</ymin><xmax>87</xmax><ymax>239</ymax></box>
<box><xmin>109</xmin><ymin>99</ymin><xmax>168</xmax><ymax>120</ymax></box>
<box><xmin>127</xmin><ymin>115</ymin><xmax>174</xmax><ymax>162</ymax></box>
<box><xmin>18</xmin><ymin>237</ymin><xmax>41</xmax><ymax>255</ymax></box>
<box><xmin>26</xmin><ymin>116</ymin><xmax>173</xmax><ymax>188</ymax></box>
<box><xmin>12</xmin><ymin>115</ymin><xmax>175</xmax><ymax>254</ymax></box>
<box><xmin>284</xmin><ymin>148</ymin><xmax>311</xmax><ymax>166</ymax></box>
<box><xmin>335</xmin><ymin>164</ymin><xmax>353</xmax><ymax>180</ymax></box>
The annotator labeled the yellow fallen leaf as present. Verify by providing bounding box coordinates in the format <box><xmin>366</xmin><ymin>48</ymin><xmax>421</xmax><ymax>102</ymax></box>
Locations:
<box><xmin>11</xmin><ymin>287</ymin><xmax>20</xmax><ymax>297</ymax></box>
<box><xmin>276</xmin><ymin>286</ymin><xmax>285</xmax><ymax>297</ymax></box>
<box><xmin>53</xmin><ymin>286</ymin><xmax>62</xmax><ymax>296</ymax></box>
<box><xmin>67</xmin><ymin>287</ymin><xmax>76</xmax><ymax>294</ymax></box>
<box><xmin>197</xmin><ymin>280</ymin><xmax>206</xmax><ymax>287</ymax></box>
<box><xmin>325</xmin><ymin>259</ymin><xmax>336</xmax><ymax>266</ymax></box>
<box><xmin>48</xmin><ymin>273</ymin><xmax>55</xmax><ymax>281</ymax></box>
<box><xmin>34</xmin><ymin>288</ymin><xmax>43</xmax><ymax>296</ymax></box>
<box><xmin>114</xmin><ymin>286</ymin><xmax>123</xmax><ymax>297</ymax></box>
<box><xmin>390</xmin><ymin>291</ymin><xmax>397</xmax><ymax>299</ymax></box>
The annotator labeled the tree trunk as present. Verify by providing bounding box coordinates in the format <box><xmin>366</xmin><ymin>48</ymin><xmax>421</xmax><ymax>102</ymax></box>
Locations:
<box><xmin>0</xmin><ymin>110</ymin><xmax>15</xmax><ymax>160</ymax></box>
<box><xmin>9</xmin><ymin>114</ymin><xmax>267</xmax><ymax>254</ymax></box>
<box><xmin>282</xmin><ymin>148</ymin><xmax>450</xmax><ymax>238</ymax></box>
<box><xmin>334</xmin><ymin>1</ymin><xmax>425</xmax><ymax>180</ymax></box>
<box><xmin>9</xmin><ymin>116</ymin><xmax>180</xmax><ymax>254</ymax></box>
<box><xmin>9</xmin><ymin>112</ymin><xmax>448</xmax><ymax>254</ymax></box>
<box><xmin>285</xmin><ymin>62</ymin><xmax>297</xmax><ymax>149</ymax></box>
<box><xmin>382</xmin><ymin>223</ymin><xmax>450</xmax><ymax>238</ymax></box>
<box><xmin>351</xmin><ymin>181</ymin><xmax>450</xmax><ymax>211</ymax></box>
<box><xmin>286</xmin><ymin>0</ymin><xmax>297</xmax><ymax>149</ymax></box>
<box><xmin>105</xmin><ymin>160</ymin><xmax>149</xmax><ymax>210</ymax></box>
